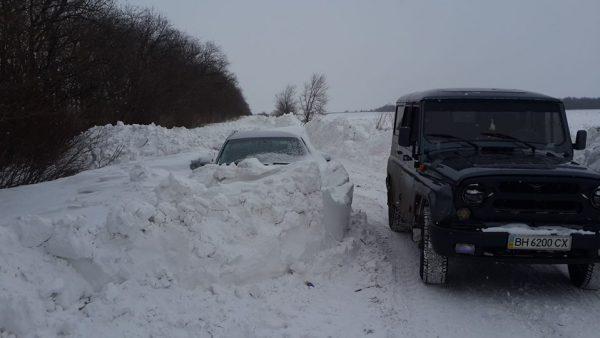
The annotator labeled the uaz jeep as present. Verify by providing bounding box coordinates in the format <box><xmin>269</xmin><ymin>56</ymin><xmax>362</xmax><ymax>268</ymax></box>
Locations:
<box><xmin>386</xmin><ymin>88</ymin><xmax>600</xmax><ymax>288</ymax></box>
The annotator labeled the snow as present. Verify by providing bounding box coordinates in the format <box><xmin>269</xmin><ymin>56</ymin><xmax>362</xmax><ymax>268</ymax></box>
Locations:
<box><xmin>2</xmin><ymin>110</ymin><xmax>600</xmax><ymax>337</ymax></box>
<box><xmin>570</xmin><ymin>109</ymin><xmax>600</xmax><ymax>171</ymax></box>
<box><xmin>0</xmin><ymin>114</ymin><xmax>356</xmax><ymax>337</ymax></box>
<box><xmin>83</xmin><ymin>115</ymin><xmax>301</xmax><ymax>168</ymax></box>
<box><xmin>0</xmin><ymin>154</ymin><xmax>355</xmax><ymax>336</ymax></box>
<box><xmin>482</xmin><ymin>223</ymin><xmax>595</xmax><ymax>236</ymax></box>
<box><xmin>567</xmin><ymin>109</ymin><xmax>600</xmax><ymax>136</ymax></box>
<box><xmin>306</xmin><ymin>114</ymin><xmax>391</xmax><ymax>165</ymax></box>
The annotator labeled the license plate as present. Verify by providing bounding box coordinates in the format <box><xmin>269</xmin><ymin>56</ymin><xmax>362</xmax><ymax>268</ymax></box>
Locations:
<box><xmin>507</xmin><ymin>234</ymin><xmax>572</xmax><ymax>251</ymax></box>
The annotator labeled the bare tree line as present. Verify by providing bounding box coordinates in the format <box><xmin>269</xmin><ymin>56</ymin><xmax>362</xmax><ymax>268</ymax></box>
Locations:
<box><xmin>0</xmin><ymin>0</ymin><xmax>250</xmax><ymax>188</ymax></box>
<box><xmin>273</xmin><ymin>73</ymin><xmax>329</xmax><ymax>123</ymax></box>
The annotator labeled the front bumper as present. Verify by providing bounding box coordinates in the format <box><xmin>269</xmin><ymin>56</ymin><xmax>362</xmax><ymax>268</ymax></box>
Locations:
<box><xmin>431</xmin><ymin>224</ymin><xmax>600</xmax><ymax>264</ymax></box>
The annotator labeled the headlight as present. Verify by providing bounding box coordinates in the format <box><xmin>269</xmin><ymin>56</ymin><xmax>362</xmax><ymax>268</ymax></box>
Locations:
<box><xmin>462</xmin><ymin>183</ymin><xmax>485</xmax><ymax>205</ymax></box>
<box><xmin>591</xmin><ymin>187</ymin><xmax>600</xmax><ymax>208</ymax></box>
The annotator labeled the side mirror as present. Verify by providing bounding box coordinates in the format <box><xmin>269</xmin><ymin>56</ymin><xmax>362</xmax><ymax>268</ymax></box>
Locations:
<box><xmin>321</xmin><ymin>152</ymin><xmax>332</xmax><ymax>162</ymax></box>
<box><xmin>397</xmin><ymin>127</ymin><xmax>411</xmax><ymax>147</ymax></box>
<box><xmin>573</xmin><ymin>130</ymin><xmax>587</xmax><ymax>150</ymax></box>
<box><xmin>190</xmin><ymin>156</ymin><xmax>212</xmax><ymax>170</ymax></box>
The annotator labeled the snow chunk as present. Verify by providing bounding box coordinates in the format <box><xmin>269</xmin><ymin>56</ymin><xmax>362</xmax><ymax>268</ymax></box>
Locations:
<box><xmin>0</xmin><ymin>295</ymin><xmax>39</xmax><ymax>337</ymax></box>
<box><xmin>43</xmin><ymin>216</ymin><xmax>95</xmax><ymax>260</ymax></box>
<box><xmin>128</xmin><ymin>163</ymin><xmax>149</xmax><ymax>182</ymax></box>
<box><xmin>12</xmin><ymin>216</ymin><xmax>53</xmax><ymax>248</ymax></box>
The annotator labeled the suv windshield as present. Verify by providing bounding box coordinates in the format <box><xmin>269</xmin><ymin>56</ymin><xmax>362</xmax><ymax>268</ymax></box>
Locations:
<box><xmin>217</xmin><ymin>137</ymin><xmax>308</xmax><ymax>165</ymax></box>
<box><xmin>423</xmin><ymin>99</ymin><xmax>567</xmax><ymax>154</ymax></box>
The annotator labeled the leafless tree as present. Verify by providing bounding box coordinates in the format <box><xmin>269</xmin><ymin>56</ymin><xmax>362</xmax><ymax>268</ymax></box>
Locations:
<box><xmin>272</xmin><ymin>85</ymin><xmax>297</xmax><ymax>116</ymax></box>
<box><xmin>298</xmin><ymin>73</ymin><xmax>328</xmax><ymax>123</ymax></box>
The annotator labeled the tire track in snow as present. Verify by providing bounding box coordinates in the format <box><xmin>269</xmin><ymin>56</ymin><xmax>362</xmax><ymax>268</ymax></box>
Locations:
<box><xmin>343</xmin><ymin>160</ymin><xmax>421</xmax><ymax>336</ymax></box>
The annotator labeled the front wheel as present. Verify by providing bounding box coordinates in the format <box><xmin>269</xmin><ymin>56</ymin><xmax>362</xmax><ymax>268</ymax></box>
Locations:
<box><xmin>419</xmin><ymin>205</ymin><xmax>448</xmax><ymax>284</ymax></box>
<box><xmin>568</xmin><ymin>263</ymin><xmax>600</xmax><ymax>290</ymax></box>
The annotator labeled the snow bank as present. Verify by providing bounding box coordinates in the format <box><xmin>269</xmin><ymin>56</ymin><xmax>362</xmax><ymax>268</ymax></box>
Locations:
<box><xmin>0</xmin><ymin>122</ymin><xmax>353</xmax><ymax>336</ymax></box>
<box><xmin>575</xmin><ymin>123</ymin><xmax>600</xmax><ymax>171</ymax></box>
<box><xmin>305</xmin><ymin>115</ymin><xmax>391</xmax><ymax>166</ymax></box>
<box><xmin>84</xmin><ymin>114</ymin><xmax>301</xmax><ymax>167</ymax></box>
<box><xmin>567</xmin><ymin>109</ymin><xmax>600</xmax><ymax>136</ymax></box>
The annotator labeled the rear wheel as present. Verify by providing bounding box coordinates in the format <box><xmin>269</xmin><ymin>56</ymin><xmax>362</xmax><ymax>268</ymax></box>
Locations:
<box><xmin>568</xmin><ymin>263</ymin><xmax>600</xmax><ymax>290</ymax></box>
<box><xmin>419</xmin><ymin>205</ymin><xmax>448</xmax><ymax>284</ymax></box>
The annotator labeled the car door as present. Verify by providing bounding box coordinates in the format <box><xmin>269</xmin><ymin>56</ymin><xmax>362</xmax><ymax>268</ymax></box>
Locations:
<box><xmin>388</xmin><ymin>104</ymin><xmax>404</xmax><ymax>213</ymax></box>
<box><xmin>398</xmin><ymin>104</ymin><xmax>420</xmax><ymax>223</ymax></box>
<box><xmin>389</xmin><ymin>103</ymin><xmax>418</xmax><ymax>224</ymax></box>
<box><xmin>389</xmin><ymin>103</ymin><xmax>418</xmax><ymax>223</ymax></box>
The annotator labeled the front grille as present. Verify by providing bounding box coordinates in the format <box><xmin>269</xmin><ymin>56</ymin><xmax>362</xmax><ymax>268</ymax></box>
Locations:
<box><xmin>493</xmin><ymin>198</ymin><xmax>580</xmax><ymax>214</ymax></box>
<box><xmin>457</xmin><ymin>176</ymin><xmax>596</xmax><ymax>223</ymax></box>
<box><xmin>497</xmin><ymin>181</ymin><xmax>579</xmax><ymax>194</ymax></box>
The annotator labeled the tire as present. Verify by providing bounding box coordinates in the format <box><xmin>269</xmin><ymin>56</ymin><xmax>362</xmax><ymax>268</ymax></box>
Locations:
<box><xmin>388</xmin><ymin>199</ymin><xmax>410</xmax><ymax>232</ymax></box>
<box><xmin>568</xmin><ymin>263</ymin><xmax>600</xmax><ymax>290</ymax></box>
<box><xmin>419</xmin><ymin>205</ymin><xmax>448</xmax><ymax>284</ymax></box>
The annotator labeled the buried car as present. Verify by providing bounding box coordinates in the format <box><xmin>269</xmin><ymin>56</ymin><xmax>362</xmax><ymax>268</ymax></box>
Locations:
<box><xmin>190</xmin><ymin>130</ymin><xmax>330</xmax><ymax>169</ymax></box>
<box><xmin>189</xmin><ymin>128</ymin><xmax>353</xmax><ymax>244</ymax></box>
<box><xmin>387</xmin><ymin>88</ymin><xmax>600</xmax><ymax>288</ymax></box>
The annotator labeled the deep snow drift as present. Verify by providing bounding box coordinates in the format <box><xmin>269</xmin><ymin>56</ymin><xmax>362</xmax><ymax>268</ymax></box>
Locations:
<box><xmin>0</xmin><ymin>114</ymin><xmax>355</xmax><ymax>337</ymax></box>
<box><xmin>2</xmin><ymin>110</ymin><xmax>600</xmax><ymax>337</ymax></box>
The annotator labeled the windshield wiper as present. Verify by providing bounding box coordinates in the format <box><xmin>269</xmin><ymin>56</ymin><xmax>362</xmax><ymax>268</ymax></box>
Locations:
<box><xmin>480</xmin><ymin>132</ymin><xmax>536</xmax><ymax>154</ymax></box>
<box><xmin>425</xmin><ymin>133</ymin><xmax>480</xmax><ymax>153</ymax></box>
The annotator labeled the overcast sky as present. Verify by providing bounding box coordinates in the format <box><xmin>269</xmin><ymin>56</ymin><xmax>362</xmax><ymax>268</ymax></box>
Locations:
<box><xmin>121</xmin><ymin>0</ymin><xmax>599</xmax><ymax>113</ymax></box>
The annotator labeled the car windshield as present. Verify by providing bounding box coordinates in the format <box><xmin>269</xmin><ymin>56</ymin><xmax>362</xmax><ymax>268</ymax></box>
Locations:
<box><xmin>217</xmin><ymin>137</ymin><xmax>308</xmax><ymax>165</ymax></box>
<box><xmin>423</xmin><ymin>99</ymin><xmax>567</xmax><ymax>153</ymax></box>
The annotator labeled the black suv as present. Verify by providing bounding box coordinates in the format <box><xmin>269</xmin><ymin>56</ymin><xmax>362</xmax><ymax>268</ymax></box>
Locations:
<box><xmin>386</xmin><ymin>88</ymin><xmax>600</xmax><ymax>288</ymax></box>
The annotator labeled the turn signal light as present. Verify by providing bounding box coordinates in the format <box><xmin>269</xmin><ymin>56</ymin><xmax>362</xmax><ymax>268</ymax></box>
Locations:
<box><xmin>456</xmin><ymin>208</ymin><xmax>471</xmax><ymax>220</ymax></box>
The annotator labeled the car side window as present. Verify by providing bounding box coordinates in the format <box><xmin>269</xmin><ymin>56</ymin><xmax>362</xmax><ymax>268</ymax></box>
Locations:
<box><xmin>394</xmin><ymin>104</ymin><xmax>404</xmax><ymax>135</ymax></box>
<box><xmin>400</xmin><ymin>105</ymin><xmax>412</xmax><ymax>127</ymax></box>
<box><xmin>409</xmin><ymin>105</ymin><xmax>419</xmax><ymax>144</ymax></box>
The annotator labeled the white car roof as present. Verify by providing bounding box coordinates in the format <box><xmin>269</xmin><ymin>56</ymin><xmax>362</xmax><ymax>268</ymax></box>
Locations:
<box><xmin>227</xmin><ymin>130</ymin><xmax>302</xmax><ymax>140</ymax></box>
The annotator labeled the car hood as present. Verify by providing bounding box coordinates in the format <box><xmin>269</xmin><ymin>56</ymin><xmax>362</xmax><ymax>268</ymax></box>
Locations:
<box><xmin>429</xmin><ymin>154</ymin><xmax>600</xmax><ymax>183</ymax></box>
